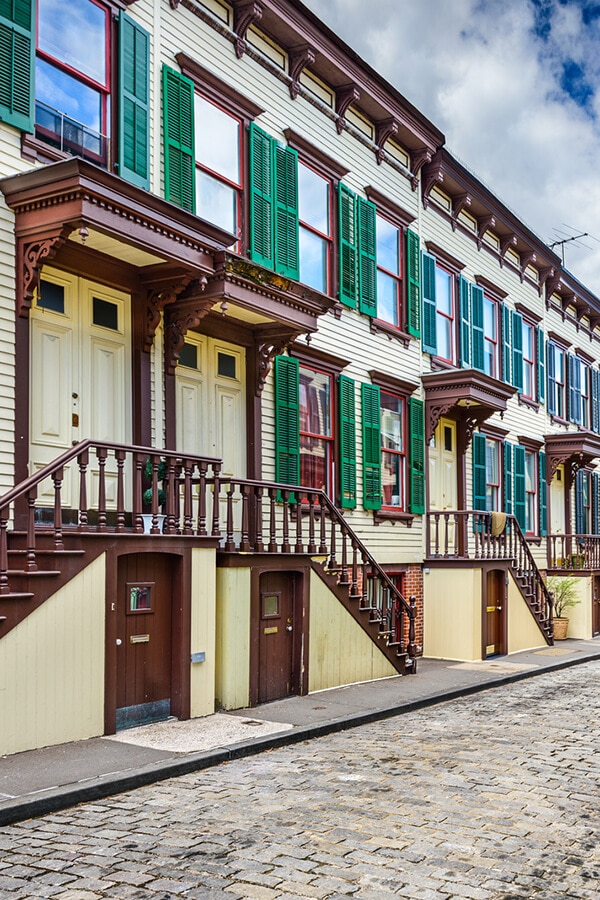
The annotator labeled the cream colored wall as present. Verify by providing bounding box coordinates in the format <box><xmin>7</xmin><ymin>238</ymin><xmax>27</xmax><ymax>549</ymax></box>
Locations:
<box><xmin>0</xmin><ymin>554</ymin><xmax>106</xmax><ymax>756</ymax></box>
<box><xmin>215</xmin><ymin>567</ymin><xmax>251</xmax><ymax>710</ymax></box>
<box><xmin>423</xmin><ymin>567</ymin><xmax>482</xmax><ymax>660</ymax></box>
<box><xmin>552</xmin><ymin>575</ymin><xmax>591</xmax><ymax>640</ymax></box>
<box><xmin>189</xmin><ymin>547</ymin><xmax>217</xmax><ymax>718</ymax></box>
<box><xmin>308</xmin><ymin>571</ymin><xmax>397</xmax><ymax>692</ymax></box>
<box><xmin>506</xmin><ymin>570</ymin><xmax>548</xmax><ymax>653</ymax></box>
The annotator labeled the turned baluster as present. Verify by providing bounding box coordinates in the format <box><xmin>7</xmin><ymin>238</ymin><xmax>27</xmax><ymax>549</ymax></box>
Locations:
<box><xmin>328</xmin><ymin>514</ymin><xmax>337</xmax><ymax>570</ymax></box>
<box><xmin>197</xmin><ymin>462</ymin><xmax>207</xmax><ymax>536</ymax></box>
<box><xmin>148</xmin><ymin>453</ymin><xmax>161</xmax><ymax>534</ymax></box>
<box><xmin>318</xmin><ymin>494</ymin><xmax>327</xmax><ymax>554</ymax></box>
<box><xmin>211</xmin><ymin>463</ymin><xmax>221</xmax><ymax>538</ymax></box>
<box><xmin>0</xmin><ymin>508</ymin><xmax>10</xmax><ymax>595</ymax></box>
<box><xmin>254</xmin><ymin>487</ymin><xmax>264</xmax><ymax>552</ymax></box>
<box><xmin>52</xmin><ymin>467</ymin><xmax>64</xmax><ymax>550</ymax></box>
<box><xmin>349</xmin><ymin>541</ymin><xmax>359</xmax><ymax>598</ymax></box>
<box><xmin>360</xmin><ymin>553</ymin><xmax>369</xmax><ymax>608</ymax></box>
<box><xmin>26</xmin><ymin>488</ymin><xmax>38</xmax><ymax>572</ymax></box>
<box><xmin>294</xmin><ymin>492</ymin><xmax>303</xmax><ymax>553</ymax></box>
<box><xmin>339</xmin><ymin>525</ymin><xmax>349</xmax><ymax>585</ymax></box>
<box><xmin>183</xmin><ymin>461</ymin><xmax>194</xmax><ymax>534</ymax></box>
<box><xmin>96</xmin><ymin>448</ymin><xmax>107</xmax><ymax>532</ymax></box>
<box><xmin>115</xmin><ymin>450</ymin><xmax>126</xmax><ymax>532</ymax></box>
<box><xmin>133</xmin><ymin>453</ymin><xmax>144</xmax><ymax>533</ymax></box>
<box><xmin>165</xmin><ymin>455</ymin><xmax>177</xmax><ymax>534</ymax></box>
<box><xmin>268</xmin><ymin>488</ymin><xmax>278</xmax><ymax>552</ymax></box>
<box><xmin>281</xmin><ymin>491</ymin><xmax>291</xmax><ymax>553</ymax></box>
<box><xmin>224</xmin><ymin>482</ymin><xmax>236</xmax><ymax>551</ymax></box>
<box><xmin>307</xmin><ymin>492</ymin><xmax>316</xmax><ymax>554</ymax></box>
<box><xmin>443</xmin><ymin>512</ymin><xmax>449</xmax><ymax>558</ymax></box>
<box><xmin>78</xmin><ymin>449</ymin><xmax>89</xmax><ymax>531</ymax></box>
<box><xmin>240</xmin><ymin>484</ymin><xmax>251</xmax><ymax>552</ymax></box>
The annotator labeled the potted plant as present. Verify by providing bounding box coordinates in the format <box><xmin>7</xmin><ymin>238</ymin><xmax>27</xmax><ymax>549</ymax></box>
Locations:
<box><xmin>142</xmin><ymin>456</ymin><xmax>167</xmax><ymax>533</ymax></box>
<box><xmin>546</xmin><ymin>574</ymin><xmax>581</xmax><ymax>640</ymax></box>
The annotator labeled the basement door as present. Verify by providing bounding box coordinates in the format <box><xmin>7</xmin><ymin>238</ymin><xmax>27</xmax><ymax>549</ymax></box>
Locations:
<box><xmin>257</xmin><ymin>571</ymin><xmax>299</xmax><ymax>704</ymax></box>
<box><xmin>175</xmin><ymin>334</ymin><xmax>246</xmax><ymax>478</ymax></box>
<box><xmin>428</xmin><ymin>418</ymin><xmax>458</xmax><ymax>552</ymax></box>
<box><xmin>484</xmin><ymin>569</ymin><xmax>506</xmax><ymax>657</ymax></box>
<box><xmin>116</xmin><ymin>553</ymin><xmax>173</xmax><ymax>729</ymax></box>
<box><xmin>30</xmin><ymin>267</ymin><xmax>132</xmax><ymax>511</ymax></box>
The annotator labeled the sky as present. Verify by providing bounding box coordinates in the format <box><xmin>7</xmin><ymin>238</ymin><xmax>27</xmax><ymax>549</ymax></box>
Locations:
<box><xmin>301</xmin><ymin>0</ymin><xmax>600</xmax><ymax>298</ymax></box>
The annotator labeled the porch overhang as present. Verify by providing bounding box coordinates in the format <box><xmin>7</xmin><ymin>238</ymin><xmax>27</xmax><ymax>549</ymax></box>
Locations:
<box><xmin>545</xmin><ymin>431</ymin><xmax>600</xmax><ymax>480</ymax></box>
<box><xmin>421</xmin><ymin>369</ymin><xmax>516</xmax><ymax>444</ymax></box>
<box><xmin>0</xmin><ymin>158</ymin><xmax>237</xmax><ymax>318</ymax></box>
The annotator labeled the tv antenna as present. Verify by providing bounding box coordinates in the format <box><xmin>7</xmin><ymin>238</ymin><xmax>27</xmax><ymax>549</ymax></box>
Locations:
<box><xmin>549</xmin><ymin>224</ymin><xmax>595</xmax><ymax>265</ymax></box>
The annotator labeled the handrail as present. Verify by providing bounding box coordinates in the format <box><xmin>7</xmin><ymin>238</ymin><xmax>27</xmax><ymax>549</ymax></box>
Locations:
<box><xmin>548</xmin><ymin>533</ymin><xmax>600</xmax><ymax>570</ymax></box>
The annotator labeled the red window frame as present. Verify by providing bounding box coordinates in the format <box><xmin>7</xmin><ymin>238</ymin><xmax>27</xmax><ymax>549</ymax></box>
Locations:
<box><xmin>375</xmin><ymin>213</ymin><xmax>403</xmax><ymax>329</ymax></box>
<box><xmin>35</xmin><ymin>0</ymin><xmax>111</xmax><ymax>166</ymax></box>
<box><xmin>299</xmin><ymin>364</ymin><xmax>334</xmax><ymax>495</ymax></box>
<box><xmin>522</xmin><ymin>320</ymin><xmax>535</xmax><ymax>400</ymax></box>
<box><xmin>380</xmin><ymin>391</ymin><xmax>406</xmax><ymax>511</ymax></box>
<box><xmin>435</xmin><ymin>264</ymin><xmax>455</xmax><ymax>364</ymax></box>
<box><xmin>483</xmin><ymin>296</ymin><xmax>498</xmax><ymax>379</ymax></box>
<box><xmin>485</xmin><ymin>437</ymin><xmax>501</xmax><ymax>512</ymax></box>
<box><xmin>298</xmin><ymin>160</ymin><xmax>333</xmax><ymax>295</ymax></box>
<box><xmin>525</xmin><ymin>450</ymin><xmax>537</xmax><ymax>535</ymax></box>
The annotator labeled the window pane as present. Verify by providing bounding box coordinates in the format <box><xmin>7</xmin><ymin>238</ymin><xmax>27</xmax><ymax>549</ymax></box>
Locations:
<box><xmin>93</xmin><ymin>297</ymin><xmax>118</xmax><ymax>330</ymax></box>
<box><xmin>38</xmin><ymin>0</ymin><xmax>107</xmax><ymax>86</ymax></box>
<box><xmin>435</xmin><ymin>268</ymin><xmax>452</xmax><ymax>315</ymax></box>
<box><xmin>376</xmin><ymin>215</ymin><xmax>399</xmax><ymax>274</ymax></box>
<box><xmin>380</xmin><ymin>394</ymin><xmax>403</xmax><ymax>452</ymax></box>
<box><xmin>299</xmin><ymin>369</ymin><xmax>331</xmax><ymax>437</ymax></box>
<box><xmin>300</xmin><ymin>436</ymin><xmax>328</xmax><ymax>491</ymax></box>
<box><xmin>196</xmin><ymin>170</ymin><xmax>237</xmax><ymax>233</ymax></box>
<box><xmin>299</xmin><ymin>227</ymin><xmax>328</xmax><ymax>293</ymax></box>
<box><xmin>382</xmin><ymin>453</ymin><xmax>403</xmax><ymax>507</ymax></box>
<box><xmin>36</xmin><ymin>58</ymin><xmax>102</xmax><ymax>133</ymax></box>
<box><xmin>437</xmin><ymin>316</ymin><xmax>452</xmax><ymax>361</ymax></box>
<box><xmin>377</xmin><ymin>271</ymin><xmax>399</xmax><ymax>325</ymax></box>
<box><xmin>195</xmin><ymin>96</ymin><xmax>240</xmax><ymax>184</ymax></box>
<box><xmin>298</xmin><ymin>163</ymin><xmax>329</xmax><ymax>234</ymax></box>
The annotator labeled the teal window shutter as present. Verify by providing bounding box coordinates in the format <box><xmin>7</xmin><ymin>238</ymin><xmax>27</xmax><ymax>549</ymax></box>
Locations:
<box><xmin>593</xmin><ymin>472</ymin><xmax>600</xmax><ymax>535</ymax></box>
<box><xmin>592</xmin><ymin>368</ymin><xmax>600</xmax><ymax>434</ymax></box>
<box><xmin>339</xmin><ymin>375</ymin><xmax>357</xmax><ymax>509</ymax></box>
<box><xmin>511</xmin><ymin>310</ymin><xmax>523</xmax><ymax>392</ymax></box>
<box><xmin>338</xmin><ymin>184</ymin><xmax>357</xmax><ymax>308</ymax></box>
<box><xmin>503</xmin><ymin>440</ymin><xmax>513</xmax><ymax>515</ymax></box>
<box><xmin>357</xmin><ymin>197</ymin><xmax>377</xmax><ymax>316</ymax></box>
<box><xmin>547</xmin><ymin>342</ymin><xmax>556</xmax><ymax>416</ymax></box>
<box><xmin>567</xmin><ymin>353</ymin><xmax>581</xmax><ymax>425</ymax></box>
<box><xmin>119</xmin><ymin>12</ymin><xmax>150</xmax><ymax>190</ymax></box>
<box><xmin>421</xmin><ymin>251</ymin><xmax>437</xmax><ymax>355</ymax></box>
<box><xmin>472</xmin><ymin>433</ymin><xmax>487</xmax><ymax>512</ymax></box>
<box><xmin>0</xmin><ymin>0</ymin><xmax>34</xmax><ymax>132</ymax></box>
<box><xmin>471</xmin><ymin>284</ymin><xmax>485</xmax><ymax>372</ymax></box>
<box><xmin>539</xmin><ymin>451</ymin><xmax>547</xmax><ymax>537</ymax></box>
<box><xmin>575</xmin><ymin>470</ymin><xmax>585</xmax><ymax>535</ymax></box>
<box><xmin>274</xmin><ymin>142</ymin><xmax>299</xmax><ymax>279</ymax></box>
<box><xmin>501</xmin><ymin>304</ymin><xmax>511</xmax><ymax>384</ymax></box>
<box><xmin>536</xmin><ymin>327</ymin><xmax>545</xmax><ymax>404</ymax></box>
<box><xmin>514</xmin><ymin>445</ymin><xmax>526</xmax><ymax>531</ymax></box>
<box><xmin>459</xmin><ymin>275</ymin><xmax>471</xmax><ymax>367</ymax></box>
<box><xmin>361</xmin><ymin>383</ymin><xmax>381</xmax><ymax>510</ymax></box>
<box><xmin>405</xmin><ymin>229</ymin><xmax>421</xmax><ymax>338</ymax></box>
<box><xmin>249</xmin><ymin>123</ymin><xmax>275</xmax><ymax>269</ymax></box>
<box><xmin>274</xmin><ymin>355</ymin><xmax>300</xmax><ymax>487</ymax></box>
<box><xmin>408</xmin><ymin>397</ymin><xmax>425</xmax><ymax>515</ymax></box>
<box><xmin>162</xmin><ymin>65</ymin><xmax>195</xmax><ymax>212</ymax></box>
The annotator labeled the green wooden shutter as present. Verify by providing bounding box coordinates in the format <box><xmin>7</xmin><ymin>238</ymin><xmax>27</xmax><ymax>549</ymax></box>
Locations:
<box><xmin>405</xmin><ymin>229</ymin><xmax>421</xmax><ymax>338</ymax></box>
<box><xmin>575</xmin><ymin>470</ymin><xmax>585</xmax><ymax>536</ymax></box>
<box><xmin>339</xmin><ymin>375</ymin><xmax>356</xmax><ymax>509</ymax></box>
<box><xmin>274</xmin><ymin>142</ymin><xmax>299</xmax><ymax>279</ymax></box>
<box><xmin>471</xmin><ymin>284</ymin><xmax>485</xmax><ymax>372</ymax></box>
<box><xmin>361</xmin><ymin>383</ymin><xmax>381</xmax><ymax>510</ymax></box>
<box><xmin>459</xmin><ymin>275</ymin><xmax>471</xmax><ymax>367</ymax></box>
<box><xmin>536</xmin><ymin>327</ymin><xmax>545</xmax><ymax>404</ymax></box>
<box><xmin>408</xmin><ymin>397</ymin><xmax>425</xmax><ymax>515</ymax></box>
<box><xmin>249</xmin><ymin>123</ymin><xmax>275</xmax><ymax>269</ymax></box>
<box><xmin>592</xmin><ymin>368</ymin><xmax>600</xmax><ymax>434</ymax></box>
<box><xmin>538</xmin><ymin>451</ymin><xmax>547</xmax><ymax>537</ymax></box>
<box><xmin>503</xmin><ymin>440</ymin><xmax>513</xmax><ymax>515</ymax></box>
<box><xmin>162</xmin><ymin>65</ymin><xmax>195</xmax><ymax>212</ymax></box>
<box><xmin>547</xmin><ymin>342</ymin><xmax>556</xmax><ymax>415</ymax></box>
<box><xmin>358</xmin><ymin>197</ymin><xmax>377</xmax><ymax>316</ymax></box>
<box><xmin>472</xmin><ymin>432</ymin><xmax>487</xmax><ymax>511</ymax></box>
<box><xmin>501</xmin><ymin>304</ymin><xmax>511</xmax><ymax>384</ymax></box>
<box><xmin>338</xmin><ymin>184</ymin><xmax>357</xmax><ymax>308</ymax></box>
<box><xmin>514</xmin><ymin>445</ymin><xmax>526</xmax><ymax>531</ymax></box>
<box><xmin>274</xmin><ymin>355</ymin><xmax>300</xmax><ymax>487</ymax></box>
<box><xmin>567</xmin><ymin>353</ymin><xmax>581</xmax><ymax>425</ymax></box>
<box><xmin>593</xmin><ymin>472</ymin><xmax>600</xmax><ymax>535</ymax></box>
<box><xmin>421</xmin><ymin>251</ymin><xmax>437</xmax><ymax>355</ymax></box>
<box><xmin>0</xmin><ymin>0</ymin><xmax>34</xmax><ymax>132</ymax></box>
<box><xmin>119</xmin><ymin>12</ymin><xmax>150</xmax><ymax>189</ymax></box>
<box><xmin>511</xmin><ymin>310</ymin><xmax>523</xmax><ymax>392</ymax></box>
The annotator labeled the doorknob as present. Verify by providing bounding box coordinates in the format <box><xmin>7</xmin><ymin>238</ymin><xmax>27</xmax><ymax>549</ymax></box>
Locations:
<box><xmin>286</xmin><ymin>625</ymin><xmax>293</xmax><ymax>632</ymax></box>
<box><xmin>116</xmin><ymin>638</ymin><xmax>122</xmax><ymax>646</ymax></box>
<box><xmin>497</xmin><ymin>606</ymin><xmax>503</xmax><ymax>612</ymax></box>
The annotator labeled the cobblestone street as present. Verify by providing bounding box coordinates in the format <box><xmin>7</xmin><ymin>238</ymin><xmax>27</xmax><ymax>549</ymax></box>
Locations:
<box><xmin>1</xmin><ymin>661</ymin><xmax>599</xmax><ymax>900</ymax></box>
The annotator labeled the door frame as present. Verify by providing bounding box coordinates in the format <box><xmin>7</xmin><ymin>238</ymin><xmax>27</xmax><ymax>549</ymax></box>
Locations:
<box><xmin>104</xmin><ymin>544</ymin><xmax>190</xmax><ymax>734</ymax></box>
<box><xmin>481</xmin><ymin>566</ymin><xmax>507</xmax><ymax>658</ymax></box>
<box><xmin>249</xmin><ymin>560</ymin><xmax>309</xmax><ymax>706</ymax></box>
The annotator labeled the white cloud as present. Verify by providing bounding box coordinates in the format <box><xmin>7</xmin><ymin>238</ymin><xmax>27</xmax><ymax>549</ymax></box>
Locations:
<box><xmin>302</xmin><ymin>0</ymin><xmax>600</xmax><ymax>295</ymax></box>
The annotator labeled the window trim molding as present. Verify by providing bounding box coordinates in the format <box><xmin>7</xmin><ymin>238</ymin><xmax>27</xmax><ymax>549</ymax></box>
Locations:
<box><xmin>368</xmin><ymin>370</ymin><xmax>418</xmax><ymax>396</ymax></box>
<box><xmin>514</xmin><ymin>301</ymin><xmax>542</xmax><ymax>324</ymax></box>
<box><xmin>176</xmin><ymin>51</ymin><xmax>265</xmax><ymax>121</ymax></box>
<box><xmin>284</xmin><ymin>128</ymin><xmax>349</xmax><ymax>180</ymax></box>
<box><xmin>474</xmin><ymin>273</ymin><xmax>508</xmax><ymax>302</ymax></box>
<box><xmin>364</xmin><ymin>185</ymin><xmax>415</xmax><ymax>228</ymax></box>
<box><xmin>425</xmin><ymin>241</ymin><xmax>466</xmax><ymax>274</ymax></box>
<box><xmin>290</xmin><ymin>343</ymin><xmax>350</xmax><ymax>375</ymax></box>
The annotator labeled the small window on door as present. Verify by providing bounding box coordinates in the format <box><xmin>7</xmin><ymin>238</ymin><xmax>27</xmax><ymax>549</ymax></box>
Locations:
<box><xmin>218</xmin><ymin>352</ymin><xmax>236</xmax><ymax>378</ymax></box>
<box><xmin>179</xmin><ymin>342</ymin><xmax>198</xmax><ymax>369</ymax></box>
<box><xmin>128</xmin><ymin>583</ymin><xmax>153</xmax><ymax>613</ymax></box>
<box><xmin>262</xmin><ymin>593</ymin><xmax>280</xmax><ymax>618</ymax></box>
<box><xmin>38</xmin><ymin>280</ymin><xmax>65</xmax><ymax>314</ymax></box>
<box><xmin>93</xmin><ymin>297</ymin><xmax>119</xmax><ymax>330</ymax></box>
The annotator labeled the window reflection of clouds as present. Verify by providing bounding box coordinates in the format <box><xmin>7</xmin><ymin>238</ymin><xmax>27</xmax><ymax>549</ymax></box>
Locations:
<box><xmin>195</xmin><ymin>96</ymin><xmax>240</xmax><ymax>184</ymax></box>
<box><xmin>38</xmin><ymin>0</ymin><xmax>107</xmax><ymax>86</ymax></box>
<box><xmin>36</xmin><ymin>59</ymin><xmax>101</xmax><ymax>130</ymax></box>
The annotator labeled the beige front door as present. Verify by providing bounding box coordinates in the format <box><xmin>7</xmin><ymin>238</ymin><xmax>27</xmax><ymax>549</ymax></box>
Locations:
<box><xmin>175</xmin><ymin>334</ymin><xmax>246</xmax><ymax>478</ymax></box>
<box><xmin>30</xmin><ymin>267</ymin><xmax>132</xmax><ymax>509</ymax></box>
<box><xmin>550</xmin><ymin>464</ymin><xmax>565</xmax><ymax>534</ymax></box>
<box><xmin>428</xmin><ymin>417</ymin><xmax>458</xmax><ymax>553</ymax></box>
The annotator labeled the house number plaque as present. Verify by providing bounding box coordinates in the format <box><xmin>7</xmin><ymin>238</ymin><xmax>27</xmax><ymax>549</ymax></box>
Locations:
<box><xmin>263</xmin><ymin>626</ymin><xmax>278</xmax><ymax>635</ymax></box>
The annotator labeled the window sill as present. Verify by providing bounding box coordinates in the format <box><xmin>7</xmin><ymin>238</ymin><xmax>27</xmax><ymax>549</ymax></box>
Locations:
<box><xmin>21</xmin><ymin>132</ymin><xmax>71</xmax><ymax>165</ymax></box>
<box><xmin>550</xmin><ymin>415</ymin><xmax>570</xmax><ymax>429</ymax></box>
<box><xmin>518</xmin><ymin>395</ymin><xmax>539</xmax><ymax>412</ymax></box>
<box><xmin>369</xmin><ymin>318</ymin><xmax>411</xmax><ymax>347</ymax></box>
<box><xmin>374</xmin><ymin>509</ymin><xmax>414</xmax><ymax>526</ymax></box>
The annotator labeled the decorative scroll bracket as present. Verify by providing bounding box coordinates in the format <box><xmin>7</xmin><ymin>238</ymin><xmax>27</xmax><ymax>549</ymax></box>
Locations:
<box><xmin>421</xmin><ymin>152</ymin><xmax>444</xmax><ymax>208</ymax></box>
<box><xmin>451</xmin><ymin>193</ymin><xmax>472</xmax><ymax>231</ymax></box>
<box><xmin>231</xmin><ymin>0</ymin><xmax>263</xmax><ymax>59</ymax></box>
<box><xmin>255</xmin><ymin>327</ymin><xmax>302</xmax><ymax>395</ymax></box>
<box><xmin>165</xmin><ymin>294</ymin><xmax>214</xmax><ymax>376</ymax></box>
<box><xmin>519</xmin><ymin>250</ymin><xmax>537</xmax><ymax>283</ymax></box>
<box><xmin>143</xmin><ymin>273</ymin><xmax>197</xmax><ymax>352</ymax></box>
<box><xmin>463</xmin><ymin>410</ymin><xmax>492</xmax><ymax>450</ymax></box>
<box><xmin>374</xmin><ymin>118</ymin><xmax>398</xmax><ymax>166</ymax></box>
<box><xmin>18</xmin><ymin>224</ymin><xmax>78</xmax><ymax>317</ymax></box>
<box><xmin>289</xmin><ymin>44</ymin><xmax>316</xmax><ymax>100</ymax></box>
<box><xmin>409</xmin><ymin>147</ymin><xmax>432</xmax><ymax>191</ymax></box>
<box><xmin>335</xmin><ymin>83</ymin><xmax>360</xmax><ymax>135</ymax></box>
<box><xmin>499</xmin><ymin>233</ymin><xmax>517</xmax><ymax>267</ymax></box>
<box><xmin>477</xmin><ymin>214</ymin><xmax>495</xmax><ymax>250</ymax></box>
<box><xmin>425</xmin><ymin>401</ymin><xmax>454</xmax><ymax>445</ymax></box>
<box><xmin>538</xmin><ymin>266</ymin><xmax>555</xmax><ymax>299</ymax></box>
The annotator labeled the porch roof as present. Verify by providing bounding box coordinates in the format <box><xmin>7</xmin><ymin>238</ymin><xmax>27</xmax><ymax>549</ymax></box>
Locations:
<box><xmin>421</xmin><ymin>369</ymin><xmax>516</xmax><ymax>444</ymax></box>
<box><xmin>545</xmin><ymin>431</ymin><xmax>600</xmax><ymax>480</ymax></box>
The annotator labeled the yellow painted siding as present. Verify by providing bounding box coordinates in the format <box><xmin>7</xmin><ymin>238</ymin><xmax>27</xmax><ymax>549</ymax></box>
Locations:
<box><xmin>189</xmin><ymin>547</ymin><xmax>217</xmax><ymax>718</ymax></box>
<box><xmin>0</xmin><ymin>554</ymin><xmax>106</xmax><ymax>756</ymax></box>
<box><xmin>215</xmin><ymin>567</ymin><xmax>251</xmax><ymax>709</ymax></box>
<box><xmin>423</xmin><ymin>568</ymin><xmax>482</xmax><ymax>661</ymax></box>
<box><xmin>551</xmin><ymin>575</ymin><xmax>591</xmax><ymax>640</ymax></box>
<box><xmin>308</xmin><ymin>571</ymin><xmax>396</xmax><ymax>692</ymax></box>
<box><xmin>507</xmin><ymin>571</ymin><xmax>549</xmax><ymax>653</ymax></box>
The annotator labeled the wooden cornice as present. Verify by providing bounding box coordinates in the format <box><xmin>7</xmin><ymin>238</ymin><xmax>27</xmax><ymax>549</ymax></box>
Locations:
<box><xmin>335</xmin><ymin>83</ymin><xmax>360</xmax><ymax>134</ymax></box>
<box><xmin>231</xmin><ymin>0</ymin><xmax>264</xmax><ymax>59</ymax></box>
<box><xmin>421</xmin><ymin>369</ymin><xmax>516</xmax><ymax>444</ymax></box>
<box><xmin>289</xmin><ymin>43</ymin><xmax>317</xmax><ymax>100</ymax></box>
<box><xmin>374</xmin><ymin>118</ymin><xmax>398</xmax><ymax>165</ymax></box>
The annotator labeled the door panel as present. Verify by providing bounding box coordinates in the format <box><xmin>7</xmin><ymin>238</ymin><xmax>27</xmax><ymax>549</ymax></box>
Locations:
<box><xmin>429</xmin><ymin>418</ymin><xmax>458</xmax><ymax>551</ymax></box>
<box><xmin>485</xmin><ymin>570</ymin><xmax>506</xmax><ymax>657</ymax></box>
<box><xmin>550</xmin><ymin>465</ymin><xmax>565</xmax><ymax>536</ymax></box>
<box><xmin>258</xmin><ymin>571</ymin><xmax>297</xmax><ymax>704</ymax></box>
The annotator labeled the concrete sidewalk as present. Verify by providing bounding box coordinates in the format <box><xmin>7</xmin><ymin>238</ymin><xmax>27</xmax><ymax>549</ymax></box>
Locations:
<box><xmin>2</xmin><ymin>638</ymin><xmax>600</xmax><ymax>827</ymax></box>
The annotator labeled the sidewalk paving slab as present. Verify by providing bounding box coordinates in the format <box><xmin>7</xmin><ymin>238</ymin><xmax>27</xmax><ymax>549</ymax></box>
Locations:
<box><xmin>1</xmin><ymin>637</ymin><xmax>599</xmax><ymax>827</ymax></box>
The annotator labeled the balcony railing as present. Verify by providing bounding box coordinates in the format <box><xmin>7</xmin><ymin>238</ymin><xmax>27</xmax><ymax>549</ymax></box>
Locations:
<box><xmin>35</xmin><ymin>101</ymin><xmax>109</xmax><ymax>168</ymax></box>
<box><xmin>548</xmin><ymin>534</ymin><xmax>600</xmax><ymax>570</ymax></box>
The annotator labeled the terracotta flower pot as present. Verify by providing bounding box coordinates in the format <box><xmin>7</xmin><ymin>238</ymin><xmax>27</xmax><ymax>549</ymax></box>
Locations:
<box><xmin>553</xmin><ymin>617</ymin><xmax>569</xmax><ymax>640</ymax></box>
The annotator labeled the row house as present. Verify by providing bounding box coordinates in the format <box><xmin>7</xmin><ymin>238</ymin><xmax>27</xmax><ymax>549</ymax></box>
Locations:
<box><xmin>0</xmin><ymin>0</ymin><xmax>598</xmax><ymax>755</ymax></box>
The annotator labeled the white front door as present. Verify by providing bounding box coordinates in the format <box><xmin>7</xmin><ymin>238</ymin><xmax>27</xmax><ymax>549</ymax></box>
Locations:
<box><xmin>428</xmin><ymin>417</ymin><xmax>458</xmax><ymax>552</ymax></box>
<box><xmin>30</xmin><ymin>268</ymin><xmax>132</xmax><ymax>508</ymax></box>
<box><xmin>175</xmin><ymin>334</ymin><xmax>246</xmax><ymax>478</ymax></box>
<box><xmin>550</xmin><ymin>464</ymin><xmax>566</xmax><ymax>535</ymax></box>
